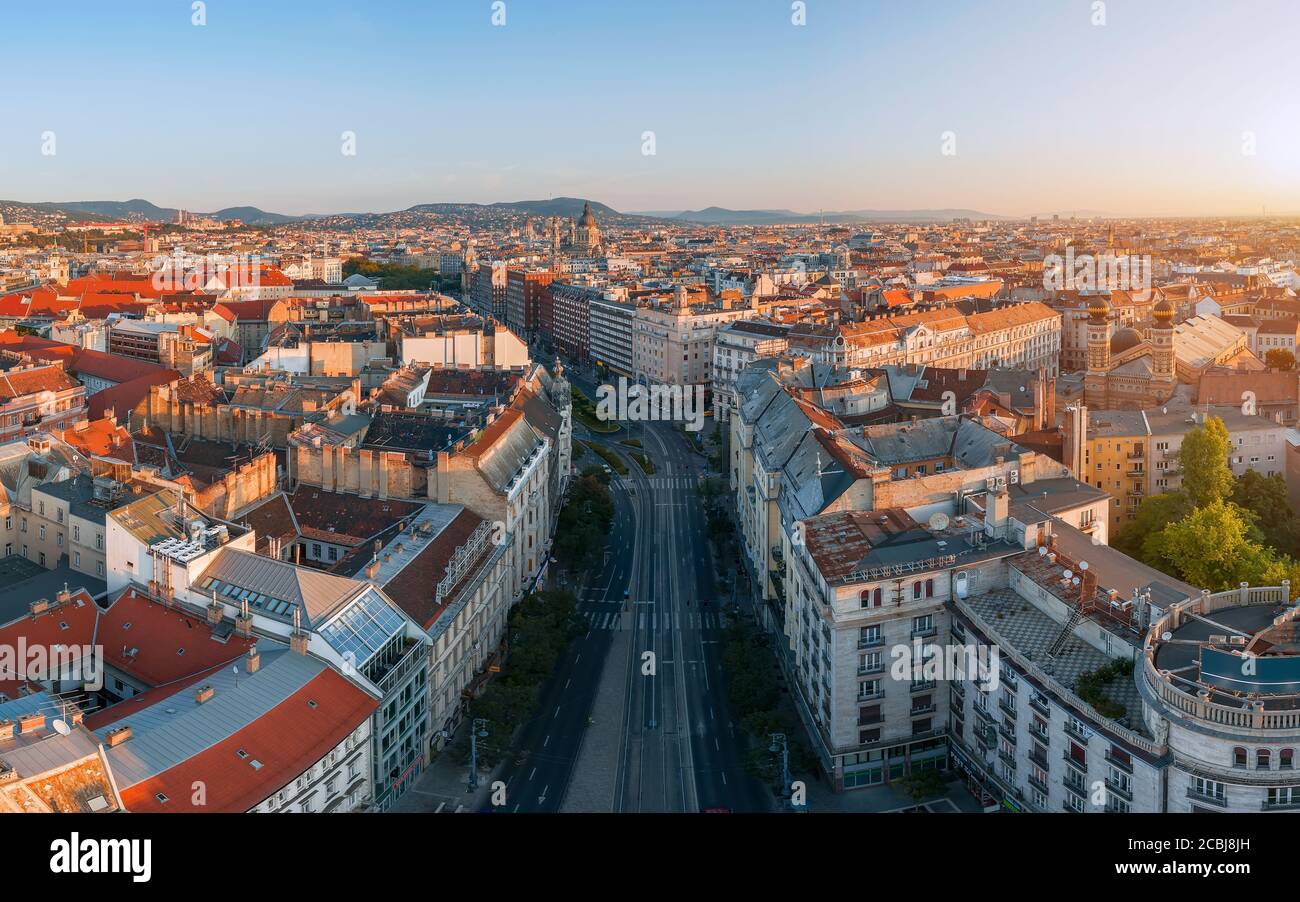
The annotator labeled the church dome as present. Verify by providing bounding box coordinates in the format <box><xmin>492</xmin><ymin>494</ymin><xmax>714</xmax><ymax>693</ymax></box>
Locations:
<box><xmin>578</xmin><ymin>202</ymin><xmax>598</xmax><ymax>228</ymax></box>
<box><xmin>1087</xmin><ymin>295</ymin><xmax>1111</xmax><ymax>322</ymax></box>
<box><xmin>1152</xmin><ymin>296</ymin><xmax>1174</xmax><ymax>323</ymax></box>
<box><xmin>1110</xmin><ymin>327</ymin><xmax>1143</xmax><ymax>354</ymax></box>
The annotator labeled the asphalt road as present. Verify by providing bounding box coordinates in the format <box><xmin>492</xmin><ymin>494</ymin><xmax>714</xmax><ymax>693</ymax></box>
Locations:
<box><xmin>488</xmin><ymin>367</ymin><xmax>770</xmax><ymax>812</ymax></box>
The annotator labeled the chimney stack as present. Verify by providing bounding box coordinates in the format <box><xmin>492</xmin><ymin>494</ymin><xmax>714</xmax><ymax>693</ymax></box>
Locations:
<box><xmin>104</xmin><ymin>725</ymin><xmax>133</xmax><ymax>748</ymax></box>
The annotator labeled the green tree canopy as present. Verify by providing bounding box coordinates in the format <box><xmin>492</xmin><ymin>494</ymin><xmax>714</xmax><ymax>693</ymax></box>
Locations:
<box><xmin>1112</xmin><ymin>491</ymin><xmax>1192</xmax><ymax>562</ymax></box>
<box><xmin>1231</xmin><ymin>469</ymin><xmax>1300</xmax><ymax>557</ymax></box>
<box><xmin>1148</xmin><ymin>500</ymin><xmax>1300</xmax><ymax>591</ymax></box>
<box><xmin>1177</xmin><ymin>417</ymin><xmax>1234</xmax><ymax>507</ymax></box>
<box><xmin>1266</xmin><ymin>348</ymin><xmax>1297</xmax><ymax>371</ymax></box>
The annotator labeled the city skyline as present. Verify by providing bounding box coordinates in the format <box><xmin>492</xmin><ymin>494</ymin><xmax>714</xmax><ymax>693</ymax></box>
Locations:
<box><xmin>4</xmin><ymin>0</ymin><xmax>1298</xmax><ymax>218</ymax></box>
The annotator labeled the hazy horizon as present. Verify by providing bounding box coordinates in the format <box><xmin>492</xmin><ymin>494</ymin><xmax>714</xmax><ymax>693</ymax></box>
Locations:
<box><xmin>4</xmin><ymin>0</ymin><xmax>1298</xmax><ymax>218</ymax></box>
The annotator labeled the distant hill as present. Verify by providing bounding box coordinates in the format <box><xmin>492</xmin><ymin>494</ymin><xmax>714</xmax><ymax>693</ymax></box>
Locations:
<box><xmin>210</xmin><ymin>206</ymin><xmax>301</xmax><ymax>225</ymax></box>
<box><xmin>0</xmin><ymin>198</ymin><xmax>300</xmax><ymax>225</ymax></box>
<box><xmin>667</xmin><ymin>206</ymin><xmax>1012</xmax><ymax>225</ymax></box>
<box><xmin>402</xmin><ymin>197</ymin><xmax>660</xmax><ymax>227</ymax></box>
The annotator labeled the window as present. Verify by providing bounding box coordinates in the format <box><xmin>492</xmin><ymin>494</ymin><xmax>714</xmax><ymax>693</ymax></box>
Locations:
<box><xmin>1283</xmin><ymin>749</ymin><xmax>1295</xmax><ymax>770</ymax></box>
<box><xmin>1267</xmin><ymin>787</ymin><xmax>1299</xmax><ymax>808</ymax></box>
<box><xmin>1258</xmin><ymin>749</ymin><xmax>1271</xmax><ymax>770</ymax></box>
<box><xmin>1190</xmin><ymin>777</ymin><xmax>1225</xmax><ymax>804</ymax></box>
<box><xmin>1233</xmin><ymin>746</ymin><xmax>1248</xmax><ymax>769</ymax></box>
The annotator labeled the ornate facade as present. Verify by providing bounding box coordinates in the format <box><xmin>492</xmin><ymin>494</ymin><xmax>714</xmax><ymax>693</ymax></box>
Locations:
<box><xmin>1082</xmin><ymin>295</ymin><xmax>1177</xmax><ymax>410</ymax></box>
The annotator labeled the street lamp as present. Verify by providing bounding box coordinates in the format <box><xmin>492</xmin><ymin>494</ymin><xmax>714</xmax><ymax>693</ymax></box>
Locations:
<box><xmin>468</xmin><ymin>718</ymin><xmax>489</xmax><ymax>792</ymax></box>
<box><xmin>769</xmin><ymin>732</ymin><xmax>791</xmax><ymax>807</ymax></box>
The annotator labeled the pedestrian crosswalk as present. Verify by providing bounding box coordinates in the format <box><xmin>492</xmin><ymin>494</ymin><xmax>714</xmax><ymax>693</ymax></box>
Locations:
<box><xmin>643</xmin><ymin>476</ymin><xmax>701</xmax><ymax>491</ymax></box>
<box><xmin>580</xmin><ymin>608</ymin><xmax>724</xmax><ymax>631</ymax></box>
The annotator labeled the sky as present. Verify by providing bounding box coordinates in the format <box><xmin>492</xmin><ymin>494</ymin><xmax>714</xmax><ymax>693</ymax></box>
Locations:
<box><xmin>1</xmin><ymin>0</ymin><xmax>1297</xmax><ymax>218</ymax></box>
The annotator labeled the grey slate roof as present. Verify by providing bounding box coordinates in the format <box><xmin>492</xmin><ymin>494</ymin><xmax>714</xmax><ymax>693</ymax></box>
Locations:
<box><xmin>96</xmin><ymin>645</ymin><xmax>323</xmax><ymax>789</ymax></box>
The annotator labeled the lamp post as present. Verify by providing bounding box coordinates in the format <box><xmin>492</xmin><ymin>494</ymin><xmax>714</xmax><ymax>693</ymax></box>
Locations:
<box><xmin>468</xmin><ymin>718</ymin><xmax>489</xmax><ymax>792</ymax></box>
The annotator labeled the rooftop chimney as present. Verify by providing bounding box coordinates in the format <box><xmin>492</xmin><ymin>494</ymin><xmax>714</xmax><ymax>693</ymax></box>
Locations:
<box><xmin>104</xmin><ymin>725</ymin><xmax>132</xmax><ymax>748</ymax></box>
<box><xmin>18</xmin><ymin>714</ymin><xmax>45</xmax><ymax>735</ymax></box>
<box><xmin>194</xmin><ymin>685</ymin><xmax>215</xmax><ymax>705</ymax></box>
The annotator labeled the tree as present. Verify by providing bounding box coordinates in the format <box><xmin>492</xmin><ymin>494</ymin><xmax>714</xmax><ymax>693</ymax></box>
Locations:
<box><xmin>1112</xmin><ymin>491</ymin><xmax>1192</xmax><ymax>562</ymax></box>
<box><xmin>1177</xmin><ymin>417</ymin><xmax>1234</xmax><ymax>508</ymax></box>
<box><xmin>1232</xmin><ymin>469</ymin><xmax>1300</xmax><ymax>557</ymax></box>
<box><xmin>1148</xmin><ymin>500</ymin><xmax>1299</xmax><ymax>591</ymax></box>
<box><xmin>1266</xmin><ymin>348</ymin><xmax>1297</xmax><ymax>371</ymax></box>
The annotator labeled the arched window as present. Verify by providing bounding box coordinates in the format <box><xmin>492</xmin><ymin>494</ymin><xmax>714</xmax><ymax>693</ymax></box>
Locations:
<box><xmin>1233</xmin><ymin>747</ymin><xmax>1248</xmax><ymax>769</ymax></box>
<box><xmin>1283</xmin><ymin>749</ymin><xmax>1295</xmax><ymax>770</ymax></box>
<box><xmin>1258</xmin><ymin>749</ymin><xmax>1271</xmax><ymax>770</ymax></box>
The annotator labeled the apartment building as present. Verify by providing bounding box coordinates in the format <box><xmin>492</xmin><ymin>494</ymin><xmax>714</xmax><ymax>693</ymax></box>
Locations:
<box><xmin>1063</xmin><ymin>400</ymin><xmax>1288</xmax><ymax>533</ymax></box>
<box><xmin>550</xmin><ymin>282</ymin><xmax>605</xmax><ymax>362</ymax></box>
<box><xmin>470</xmin><ymin>261</ymin><xmax>508</xmax><ymax>320</ymax></box>
<box><xmin>0</xmin><ymin>361</ymin><xmax>86</xmax><ymax>441</ymax></box>
<box><xmin>632</xmin><ymin>292</ymin><xmax>751</xmax><ymax>391</ymax></box>
<box><xmin>711</xmin><ymin>319</ymin><xmax>791</xmax><ymax>421</ymax></box>
<box><xmin>394</xmin><ymin>314</ymin><xmax>529</xmax><ymax>371</ymax></box>
<box><xmin>588</xmin><ymin>294</ymin><xmax>636</xmax><ymax>378</ymax></box>
<box><xmin>505</xmin><ymin>269</ymin><xmax>557</xmax><ymax>340</ymax></box>
<box><xmin>788</xmin><ymin>301</ymin><xmax>1062</xmax><ymax>377</ymax></box>
<box><xmin>104</xmin><ymin>492</ymin><xmax>432</xmax><ymax>811</ymax></box>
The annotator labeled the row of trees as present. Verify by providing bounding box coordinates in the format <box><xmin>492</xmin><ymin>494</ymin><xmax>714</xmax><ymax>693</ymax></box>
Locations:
<box><xmin>551</xmin><ymin>469</ymin><xmax>615</xmax><ymax>574</ymax></box>
<box><xmin>342</xmin><ymin>256</ymin><xmax>458</xmax><ymax>291</ymax></box>
<box><xmin>1113</xmin><ymin>416</ymin><xmax>1300</xmax><ymax>591</ymax></box>
<box><xmin>720</xmin><ymin>615</ymin><xmax>818</xmax><ymax>783</ymax></box>
<box><xmin>455</xmin><ymin>588</ymin><xmax>584</xmax><ymax>767</ymax></box>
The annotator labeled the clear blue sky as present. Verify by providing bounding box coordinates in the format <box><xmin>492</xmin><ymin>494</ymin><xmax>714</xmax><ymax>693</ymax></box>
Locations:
<box><xmin>3</xmin><ymin>0</ymin><xmax>1297</xmax><ymax>217</ymax></box>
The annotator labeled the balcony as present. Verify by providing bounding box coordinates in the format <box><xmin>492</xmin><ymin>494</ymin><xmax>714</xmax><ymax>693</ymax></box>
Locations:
<box><xmin>1028</xmin><ymin>747</ymin><xmax>1049</xmax><ymax>769</ymax></box>
<box><xmin>1063</xmin><ymin>720</ymin><xmax>1090</xmax><ymax>742</ymax></box>
<box><xmin>910</xmin><ymin>680</ymin><xmax>936</xmax><ymax>693</ymax></box>
<box><xmin>998</xmin><ymin>697</ymin><xmax>1017</xmax><ymax>718</ymax></box>
<box><xmin>857</xmin><ymin>664</ymin><xmax>885</xmax><ymax>677</ymax></box>
<box><xmin>857</xmin><ymin>635</ymin><xmax>886</xmax><ymax>650</ymax></box>
<box><xmin>1261</xmin><ymin>798</ymin><xmax>1300</xmax><ymax>812</ymax></box>
<box><xmin>1105</xmin><ymin>777</ymin><xmax>1133</xmax><ymax>803</ymax></box>
<box><xmin>1062</xmin><ymin>751</ymin><xmax>1088</xmax><ymax>773</ymax></box>
<box><xmin>1027</xmin><ymin>773</ymin><xmax>1049</xmax><ymax>795</ymax></box>
<box><xmin>911</xmin><ymin>626</ymin><xmax>938</xmax><ymax>639</ymax></box>
<box><xmin>1104</xmin><ymin>750</ymin><xmax>1133</xmax><ymax>774</ymax></box>
<box><xmin>998</xmin><ymin>750</ymin><xmax>1017</xmax><ymax>769</ymax></box>
<box><xmin>1063</xmin><ymin>777</ymin><xmax>1088</xmax><ymax>799</ymax></box>
<box><xmin>911</xmin><ymin>703</ymin><xmax>937</xmax><ymax>717</ymax></box>
<box><xmin>1187</xmin><ymin>788</ymin><xmax>1228</xmax><ymax>808</ymax></box>
<box><xmin>1029</xmin><ymin>696</ymin><xmax>1050</xmax><ymax>717</ymax></box>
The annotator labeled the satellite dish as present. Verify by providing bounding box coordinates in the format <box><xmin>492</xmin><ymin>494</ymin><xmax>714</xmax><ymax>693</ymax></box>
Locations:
<box><xmin>928</xmin><ymin>512</ymin><xmax>950</xmax><ymax>531</ymax></box>
<box><xmin>52</xmin><ymin>719</ymin><xmax>70</xmax><ymax>736</ymax></box>
<box><xmin>1063</xmin><ymin>569</ymin><xmax>1073</xmax><ymax>580</ymax></box>
<box><xmin>1079</xmin><ymin>561</ymin><xmax>1089</xmax><ymax>571</ymax></box>
<box><xmin>232</xmin><ymin>666</ymin><xmax>239</xmax><ymax>675</ymax></box>
<box><xmin>1038</xmin><ymin>546</ymin><xmax>1048</xmax><ymax>556</ymax></box>
<box><xmin>1161</xmin><ymin>631</ymin><xmax>1173</xmax><ymax>641</ymax></box>
<box><xmin>1072</xmin><ymin>577</ymin><xmax>1081</xmax><ymax>586</ymax></box>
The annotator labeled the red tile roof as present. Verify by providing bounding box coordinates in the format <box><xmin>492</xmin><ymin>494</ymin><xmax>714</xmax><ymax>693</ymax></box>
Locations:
<box><xmin>118</xmin><ymin>668</ymin><xmax>377</xmax><ymax>812</ymax></box>
<box><xmin>99</xmin><ymin>587</ymin><xmax>256</xmax><ymax>686</ymax></box>
<box><xmin>54</xmin><ymin>418</ymin><xmax>135</xmax><ymax>463</ymax></box>
<box><xmin>0</xmin><ymin>590</ymin><xmax>99</xmax><ymax>699</ymax></box>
